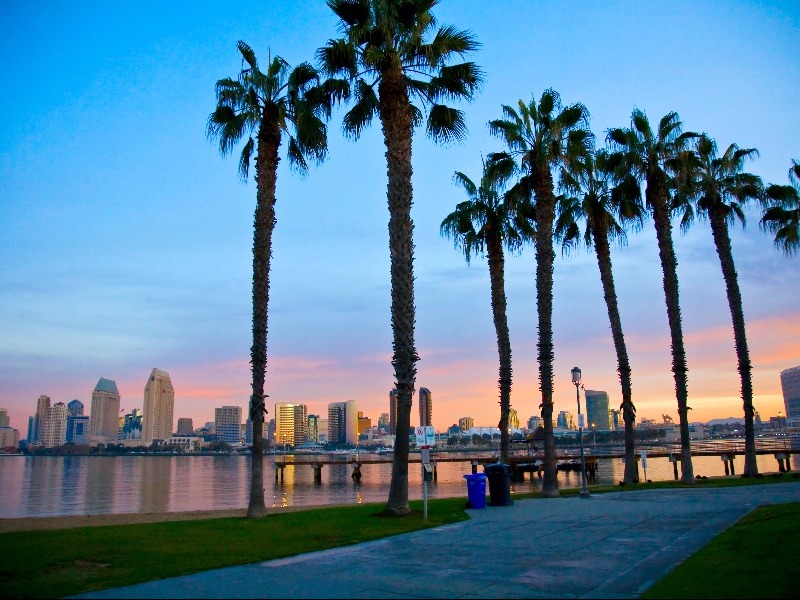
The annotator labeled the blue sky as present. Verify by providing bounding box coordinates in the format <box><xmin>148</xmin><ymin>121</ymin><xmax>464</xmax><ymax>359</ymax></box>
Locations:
<box><xmin>1</xmin><ymin>0</ymin><xmax>798</xmax><ymax>433</ymax></box>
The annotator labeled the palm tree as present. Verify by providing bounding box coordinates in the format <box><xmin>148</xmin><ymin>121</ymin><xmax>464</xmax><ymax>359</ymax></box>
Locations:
<box><xmin>488</xmin><ymin>90</ymin><xmax>591</xmax><ymax>497</ymax></box>
<box><xmin>207</xmin><ymin>41</ymin><xmax>346</xmax><ymax>518</ymax></box>
<box><xmin>763</xmin><ymin>160</ymin><xmax>800</xmax><ymax>255</ymax></box>
<box><xmin>318</xmin><ymin>0</ymin><xmax>482</xmax><ymax>515</ymax></box>
<box><xmin>607</xmin><ymin>110</ymin><xmax>696</xmax><ymax>483</ymax></box>
<box><xmin>675</xmin><ymin>135</ymin><xmax>764</xmax><ymax>477</ymax></box>
<box><xmin>440</xmin><ymin>158</ymin><xmax>530</xmax><ymax>463</ymax></box>
<box><xmin>556</xmin><ymin>147</ymin><xmax>643</xmax><ymax>484</ymax></box>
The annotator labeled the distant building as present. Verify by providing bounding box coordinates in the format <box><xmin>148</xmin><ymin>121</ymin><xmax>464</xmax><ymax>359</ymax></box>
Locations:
<box><xmin>0</xmin><ymin>408</ymin><xmax>9</xmax><ymax>427</ymax></box>
<box><xmin>527</xmin><ymin>415</ymin><xmax>542</xmax><ymax>430</ymax></box>
<box><xmin>142</xmin><ymin>368</ymin><xmax>175</xmax><ymax>444</ymax></box>
<box><xmin>317</xmin><ymin>418</ymin><xmax>328</xmax><ymax>444</ymax></box>
<box><xmin>26</xmin><ymin>416</ymin><xmax>38</xmax><ymax>445</ymax></box>
<box><xmin>328</xmin><ymin>400</ymin><xmax>358</xmax><ymax>445</ymax></box>
<box><xmin>610</xmin><ymin>409</ymin><xmax>622</xmax><ymax>431</ymax></box>
<box><xmin>176</xmin><ymin>418</ymin><xmax>194</xmax><ymax>435</ymax></box>
<box><xmin>42</xmin><ymin>402</ymin><xmax>68</xmax><ymax>447</ymax></box>
<box><xmin>66</xmin><ymin>415</ymin><xmax>90</xmax><ymax>444</ymax></box>
<box><xmin>0</xmin><ymin>426</ymin><xmax>19</xmax><ymax>450</ymax></box>
<box><xmin>377</xmin><ymin>412</ymin><xmax>390</xmax><ymax>431</ymax></box>
<box><xmin>557</xmin><ymin>410</ymin><xmax>576</xmax><ymax>430</ymax></box>
<box><xmin>307</xmin><ymin>414</ymin><xmax>320</xmax><ymax>443</ymax></box>
<box><xmin>585</xmin><ymin>390</ymin><xmax>611</xmax><ymax>431</ymax></box>
<box><xmin>508</xmin><ymin>408</ymin><xmax>520</xmax><ymax>429</ymax></box>
<box><xmin>458</xmin><ymin>417</ymin><xmax>474</xmax><ymax>432</ymax></box>
<box><xmin>389</xmin><ymin>389</ymin><xmax>398</xmax><ymax>435</ymax></box>
<box><xmin>89</xmin><ymin>378</ymin><xmax>121</xmax><ymax>443</ymax></box>
<box><xmin>357</xmin><ymin>411</ymin><xmax>372</xmax><ymax>434</ymax></box>
<box><xmin>780</xmin><ymin>366</ymin><xmax>800</xmax><ymax>429</ymax></box>
<box><xmin>214</xmin><ymin>406</ymin><xmax>242</xmax><ymax>445</ymax></box>
<box><xmin>35</xmin><ymin>395</ymin><xmax>51</xmax><ymax>444</ymax></box>
<box><xmin>419</xmin><ymin>388</ymin><xmax>433</xmax><ymax>428</ymax></box>
<box><xmin>67</xmin><ymin>399</ymin><xmax>84</xmax><ymax>417</ymax></box>
<box><xmin>120</xmin><ymin>409</ymin><xmax>143</xmax><ymax>441</ymax></box>
<box><xmin>345</xmin><ymin>399</ymin><xmax>358</xmax><ymax>445</ymax></box>
<box><xmin>274</xmin><ymin>403</ymin><xmax>308</xmax><ymax>447</ymax></box>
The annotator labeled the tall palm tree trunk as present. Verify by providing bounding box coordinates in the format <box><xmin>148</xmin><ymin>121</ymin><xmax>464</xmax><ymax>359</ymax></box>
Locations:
<box><xmin>487</xmin><ymin>237</ymin><xmax>512</xmax><ymax>463</ymax></box>
<box><xmin>380</xmin><ymin>68</ymin><xmax>417</xmax><ymax>516</ymax></box>
<box><xmin>591</xmin><ymin>224</ymin><xmax>638</xmax><ymax>483</ymax></box>
<box><xmin>708</xmin><ymin>207</ymin><xmax>757</xmax><ymax>476</ymax></box>
<box><xmin>648</xmin><ymin>172</ymin><xmax>694</xmax><ymax>483</ymax></box>
<box><xmin>533</xmin><ymin>165</ymin><xmax>559</xmax><ymax>497</ymax></box>
<box><xmin>248</xmin><ymin>117</ymin><xmax>280</xmax><ymax>518</ymax></box>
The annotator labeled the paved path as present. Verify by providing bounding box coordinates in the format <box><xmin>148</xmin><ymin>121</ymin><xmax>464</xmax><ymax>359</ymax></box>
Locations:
<box><xmin>72</xmin><ymin>482</ymin><xmax>800</xmax><ymax>599</ymax></box>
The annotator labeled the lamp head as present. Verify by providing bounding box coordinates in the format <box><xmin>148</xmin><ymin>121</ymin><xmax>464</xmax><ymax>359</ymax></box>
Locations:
<box><xmin>571</xmin><ymin>366</ymin><xmax>581</xmax><ymax>385</ymax></box>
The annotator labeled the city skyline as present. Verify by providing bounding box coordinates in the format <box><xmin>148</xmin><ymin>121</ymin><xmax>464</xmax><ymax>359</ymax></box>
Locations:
<box><xmin>1</xmin><ymin>1</ymin><xmax>798</xmax><ymax>434</ymax></box>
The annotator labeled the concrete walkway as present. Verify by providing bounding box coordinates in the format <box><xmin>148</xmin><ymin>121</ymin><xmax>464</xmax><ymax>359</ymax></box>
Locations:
<box><xmin>72</xmin><ymin>482</ymin><xmax>800</xmax><ymax>599</ymax></box>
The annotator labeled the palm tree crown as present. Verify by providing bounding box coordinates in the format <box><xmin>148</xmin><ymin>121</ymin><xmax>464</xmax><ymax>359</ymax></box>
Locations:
<box><xmin>763</xmin><ymin>160</ymin><xmax>800</xmax><ymax>255</ymax></box>
<box><xmin>318</xmin><ymin>0</ymin><xmax>482</xmax><ymax>142</ymax></box>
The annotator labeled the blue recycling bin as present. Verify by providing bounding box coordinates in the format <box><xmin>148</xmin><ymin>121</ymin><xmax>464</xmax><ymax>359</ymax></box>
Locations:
<box><xmin>463</xmin><ymin>473</ymin><xmax>487</xmax><ymax>509</ymax></box>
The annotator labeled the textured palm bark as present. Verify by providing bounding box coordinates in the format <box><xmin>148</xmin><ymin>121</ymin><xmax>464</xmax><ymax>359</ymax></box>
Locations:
<box><xmin>248</xmin><ymin>114</ymin><xmax>280</xmax><ymax>518</ymax></box>
<box><xmin>591</xmin><ymin>223</ymin><xmax>639</xmax><ymax>484</ymax></box>
<box><xmin>532</xmin><ymin>163</ymin><xmax>559</xmax><ymax>497</ymax></box>
<box><xmin>379</xmin><ymin>67</ymin><xmax>417</xmax><ymax>516</ymax></box>
<box><xmin>487</xmin><ymin>235</ymin><xmax>512</xmax><ymax>464</ymax></box>
<box><xmin>647</xmin><ymin>169</ymin><xmax>694</xmax><ymax>483</ymax></box>
<box><xmin>709</xmin><ymin>205</ymin><xmax>758</xmax><ymax>476</ymax></box>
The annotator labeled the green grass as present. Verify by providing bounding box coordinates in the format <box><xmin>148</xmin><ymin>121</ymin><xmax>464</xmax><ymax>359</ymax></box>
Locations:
<box><xmin>0</xmin><ymin>497</ymin><xmax>469</xmax><ymax>599</ymax></box>
<box><xmin>642</xmin><ymin>501</ymin><xmax>800</xmax><ymax>599</ymax></box>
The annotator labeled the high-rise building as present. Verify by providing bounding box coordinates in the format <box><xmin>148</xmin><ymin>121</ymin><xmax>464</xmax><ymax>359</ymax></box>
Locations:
<box><xmin>66</xmin><ymin>414</ymin><xmax>90</xmax><ymax>444</ymax></box>
<box><xmin>307</xmin><ymin>414</ymin><xmax>319</xmax><ymax>443</ymax></box>
<box><xmin>509</xmin><ymin>408</ymin><xmax>519</xmax><ymax>429</ymax></box>
<box><xmin>419</xmin><ymin>388</ymin><xmax>432</xmax><ymax>427</ymax></box>
<box><xmin>120</xmin><ymin>409</ymin><xmax>143</xmax><ymax>441</ymax></box>
<box><xmin>142</xmin><ymin>368</ymin><xmax>175</xmax><ymax>444</ymax></box>
<box><xmin>556</xmin><ymin>410</ymin><xmax>576</xmax><ymax>430</ymax></box>
<box><xmin>585</xmin><ymin>390</ymin><xmax>611</xmax><ymax>431</ymax></box>
<box><xmin>42</xmin><ymin>402</ymin><xmax>68</xmax><ymax>447</ymax></box>
<box><xmin>458</xmin><ymin>417</ymin><xmax>474</xmax><ymax>432</ymax></box>
<box><xmin>36</xmin><ymin>395</ymin><xmax>50</xmax><ymax>443</ymax></box>
<box><xmin>0</xmin><ymin>426</ymin><xmax>19</xmax><ymax>450</ymax></box>
<box><xmin>176</xmin><ymin>418</ymin><xmax>194</xmax><ymax>435</ymax></box>
<box><xmin>67</xmin><ymin>399</ymin><xmax>84</xmax><ymax>416</ymax></box>
<box><xmin>0</xmin><ymin>408</ymin><xmax>9</xmax><ymax>427</ymax></box>
<box><xmin>389</xmin><ymin>389</ymin><xmax>398</xmax><ymax>435</ymax></box>
<box><xmin>89</xmin><ymin>379</ymin><xmax>121</xmax><ymax>443</ymax></box>
<box><xmin>377</xmin><ymin>412</ymin><xmax>390</xmax><ymax>431</ymax></box>
<box><xmin>527</xmin><ymin>415</ymin><xmax>542</xmax><ymax>430</ymax></box>
<box><xmin>274</xmin><ymin>403</ymin><xmax>308</xmax><ymax>447</ymax></box>
<box><xmin>26</xmin><ymin>416</ymin><xmax>38</xmax><ymax>445</ymax></box>
<box><xmin>781</xmin><ymin>366</ymin><xmax>800</xmax><ymax>429</ymax></box>
<box><xmin>357</xmin><ymin>411</ymin><xmax>372</xmax><ymax>434</ymax></box>
<box><xmin>215</xmin><ymin>406</ymin><xmax>242</xmax><ymax>445</ymax></box>
<box><xmin>317</xmin><ymin>418</ymin><xmax>328</xmax><ymax>444</ymax></box>
<box><xmin>328</xmin><ymin>400</ymin><xmax>358</xmax><ymax>445</ymax></box>
<box><xmin>610</xmin><ymin>409</ymin><xmax>622</xmax><ymax>431</ymax></box>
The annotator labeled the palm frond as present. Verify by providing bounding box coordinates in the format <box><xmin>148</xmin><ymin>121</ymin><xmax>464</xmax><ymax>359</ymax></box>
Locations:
<box><xmin>342</xmin><ymin>78</ymin><xmax>379</xmax><ymax>139</ymax></box>
<box><xmin>327</xmin><ymin>0</ymin><xmax>371</xmax><ymax>27</ymax></box>
<box><xmin>427</xmin><ymin>104</ymin><xmax>467</xmax><ymax>144</ymax></box>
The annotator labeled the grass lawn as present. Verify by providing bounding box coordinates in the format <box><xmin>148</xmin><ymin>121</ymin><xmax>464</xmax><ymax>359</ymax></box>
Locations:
<box><xmin>642</xmin><ymin>501</ymin><xmax>800</xmax><ymax>599</ymax></box>
<box><xmin>0</xmin><ymin>497</ymin><xmax>469</xmax><ymax>599</ymax></box>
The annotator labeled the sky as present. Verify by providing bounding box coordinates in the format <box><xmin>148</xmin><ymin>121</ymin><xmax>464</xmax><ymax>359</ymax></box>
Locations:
<box><xmin>1</xmin><ymin>0</ymin><xmax>798</xmax><ymax>435</ymax></box>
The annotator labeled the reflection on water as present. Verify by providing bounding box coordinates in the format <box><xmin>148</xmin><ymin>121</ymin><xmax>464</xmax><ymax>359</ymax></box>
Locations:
<box><xmin>0</xmin><ymin>452</ymin><xmax>789</xmax><ymax>519</ymax></box>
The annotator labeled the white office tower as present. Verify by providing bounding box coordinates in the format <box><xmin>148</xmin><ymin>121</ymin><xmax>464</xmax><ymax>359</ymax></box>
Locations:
<box><xmin>781</xmin><ymin>366</ymin><xmax>800</xmax><ymax>429</ymax></box>
<box><xmin>89</xmin><ymin>378</ymin><xmax>121</xmax><ymax>443</ymax></box>
<box><xmin>42</xmin><ymin>402</ymin><xmax>68</xmax><ymax>447</ymax></box>
<box><xmin>274</xmin><ymin>403</ymin><xmax>308</xmax><ymax>447</ymax></box>
<box><xmin>215</xmin><ymin>405</ymin><xmax>242</xmax><ymax>444</ymax></box>
<box><xmin>142</xmin><ymin>368</ymin><xmax>175</xmax><ymax>444</ymax></box>
<box><xmin>345</xmin><ymin>399</ymin><xmax>358</xmax><ymax>445</ymax></box>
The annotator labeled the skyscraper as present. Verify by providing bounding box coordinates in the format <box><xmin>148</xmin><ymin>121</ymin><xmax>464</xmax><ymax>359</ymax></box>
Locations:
<box><xmin>307</xmin><ymin>414</ymin><xmax>319</xmax><ymax>443</ymax></box>
<box><xmin>458</xmin><ymin>416</ymin><xmax>474</xmax><ymax>432</ymax></box>
<box><xmin>274</xmin><ymin>403</ymin><xmax>308</xmax><ymax>447</ymax></box>
<box><xmin>0</xmin><ymin>408</ymin><xmax>8</xmax><ymax>427</ymax></box>
<box><xmin>781</xmin><ymin>366</ymin><xmax>800</xmax><ymax>429</ymax></box>
<box><xmin>556</xmin><ymin>410</ymin><xmax>576</xmax><ymax>429</ymax></box>
<box><xmin>509</xmin><ymin>408</ymin><xmax>519</xmax><ymax>429</ymax></box>
<box><xmin>42</xmin><ymin>402</ymin><xmax>67</xmax><ymax>448</ymax></box>
<box><xmin>389</xmin><ymin>389</ymin><xmax>398</xmax><ymax>435</ymax></box>
<box><xmin>176</xmin><ymin>418</ymin><xmax>194</xmax><ymax>435</ymax></box>
<box><xmin>66</xmin><ymin>414</ymin><xmax>90</xmax><ymax>444</ymax></box>
<box><xmin>345</xmin><ymin>399</ymin><xmax>358</xmax><ymax>445</ymax></box>
<box><xmin>328</xmin><ymin>401</ymin><xmax>346</xmax><ymax>445</ymax></box>
<box><xmin>419</xmin><ymin>387</ymin><xmax>432</xmax><ymax>427</ymax></box>
<box><xmin>585</xmin><ymin>390</ymin><xmax>611</xmax><ymax>431</ymax></box>
<box><xmin>67</xmin><ymin>399</ymin><xmax>84</xmax><ymax>416</ymax></box>
<box><xmin>35</xmin><ymin>395</ymin><xmax>50</xmax><ymax>444</ymax></box>
<box><xmin>142</xmin><ymin>368</ymin><xmax>175</xmax><ymax>444</ymax></box>
<box><xmin>214</xmin><ymin>405</ymin><xmax>242</xmax><ymax>445</ymax></box>
<box><xmin>89</xmin><ymin>379</ymin><xmax>121</xmax><ymax>443</ymax></box>
<box><xmin>377</xmin><ymin>412</ymin><xmax>390</xmax><ymax>431</ymax></box>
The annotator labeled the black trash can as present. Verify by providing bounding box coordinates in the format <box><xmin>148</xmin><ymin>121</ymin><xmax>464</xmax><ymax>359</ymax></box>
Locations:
<box><xmin>484</xmin><ymin>463</ymin><xmax>513</xmax><ymax>506</ymax></box>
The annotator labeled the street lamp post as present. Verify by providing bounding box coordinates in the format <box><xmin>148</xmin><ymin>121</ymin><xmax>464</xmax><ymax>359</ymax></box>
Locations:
<box><xmin>571</xmin><ymin>366</ymin><xmax>590</xmax><ymax>498</ymax></box>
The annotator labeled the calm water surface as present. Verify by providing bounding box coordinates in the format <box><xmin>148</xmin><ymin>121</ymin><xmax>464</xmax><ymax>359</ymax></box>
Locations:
<box><xmin>0</xmin><ymin>452</ymin><xmax>790</xmax><ymax>519</ymax></box>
